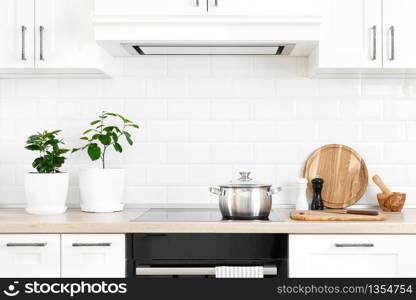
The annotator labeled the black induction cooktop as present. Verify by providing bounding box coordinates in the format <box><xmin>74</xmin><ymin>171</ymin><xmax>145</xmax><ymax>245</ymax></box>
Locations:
<box><xmin>131</xmin><ymin>208</ymin><xmax>281</xmax><ymax>222</ymax></box>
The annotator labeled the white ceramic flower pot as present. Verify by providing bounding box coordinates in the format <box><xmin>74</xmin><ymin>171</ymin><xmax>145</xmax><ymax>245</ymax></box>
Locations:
<box><xmin>24</xmin><ymin>173</ymin><xmax>69</xmax><ymax>215</ymax></box>
<box><xmin>79</xmin><ymin>168</ymin><xmax>125</xmax><ymax>213</ymax></box>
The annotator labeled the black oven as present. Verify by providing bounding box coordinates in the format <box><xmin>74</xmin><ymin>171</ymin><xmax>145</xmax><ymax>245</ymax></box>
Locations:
<box><xmin>126</xmin><ymin>234</ymin><xmax>288</xmax><ymax>278</ymax></box>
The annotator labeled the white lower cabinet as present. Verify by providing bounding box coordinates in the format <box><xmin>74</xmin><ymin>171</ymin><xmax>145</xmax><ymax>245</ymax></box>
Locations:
<box><xmin>0</xmin><ymin>234</ymin><xmax>60</xmax><ymax>278</ymax></box>
<box><xmin>289</xmin><ymin>234</ymin><xmax>416</xmax><ymax>278</ymax></box>
<box><xmin>61</xmin><ymin>234</ymin><xmax>125</xmax><ymax>278</ymax></box>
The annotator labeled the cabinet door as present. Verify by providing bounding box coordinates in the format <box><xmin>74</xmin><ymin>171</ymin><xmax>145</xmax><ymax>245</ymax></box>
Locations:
<box><xmin>318</xmin><ymin>0</ymin><xmax>382</xmax><ymax>69</ymax></box>
<box><xmin>34</xmin><ymin>0</ymin><xmax>114</xmax><ymax>74</ymax></box>
<box><xmin>289</xmin><ymin>235</ymin><xmax>416</xmax><ymax>278</ymax></box>
<box><xmin>382</xmin><ymin>0</ymin><xmax>416</xmax><ymax>68</ymax></box>
<box><xmin>0</xmin><ymin>234</ymin><xmax>60</xmax><ymax>278</ymax></box>
<box><xmin>0</xmin><ymin>0</ymin><xmax>35</xmax><ymax>70</ymax></box>
<box><xmin>61</xmin><ymin>234</ymin><xmax>125</xmax><ymax>278</ymax></box>
<box><xmin>95</xmin><ymin>0</ymin><xmax>206</xmax><ymax>15</ymax></box>
<box><xmin>206</xmin><ymin>0</ymin><xmax>322</xmax><ymax>15</ymax></box>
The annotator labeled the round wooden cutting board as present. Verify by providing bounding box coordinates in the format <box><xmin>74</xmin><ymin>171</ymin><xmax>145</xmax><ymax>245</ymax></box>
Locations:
<box><xmin>303</xmin><ymin>144</ymin><xmax>368</xmax><ymax>209</ymax></box>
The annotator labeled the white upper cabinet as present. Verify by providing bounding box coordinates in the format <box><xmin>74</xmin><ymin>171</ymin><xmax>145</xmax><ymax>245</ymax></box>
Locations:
<box><xmin>382</xmin><ymin>0</ymin><xmax>416</xmax><ymax>69</ymax></box>
<box><xmin>317</xmin><ymin>0</ymin><xmax>382</xmax><ymax>70</ymax></box>
<box><xmin>94</xmin><ymin>0</ymin><xmax>206</xmax><ymax>15</ymax></box>
<box><xmin>312</xmin><ymin>0</ymin><xmax>416</xmax><ymax>76</ymax></box>
<box><xmin>0</xmin><ymin>0</ymin><xmax>115</xmax><ymax>78</ymax></box>
<box><xmin>0</xmin><ymin>0</ymin><xmax>35</xmax><ymax>70</ymax></box>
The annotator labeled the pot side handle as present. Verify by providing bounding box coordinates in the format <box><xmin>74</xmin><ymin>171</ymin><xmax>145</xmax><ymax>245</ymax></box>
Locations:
<box><xmin>268</xmin><ymin>186</ymin><xmax>283</xmax><ymax>196</ymax></box>
<box><xmin>209</xmin><ymin>187</ymin><xmax>221</xmax><ymax>195</ymax></box>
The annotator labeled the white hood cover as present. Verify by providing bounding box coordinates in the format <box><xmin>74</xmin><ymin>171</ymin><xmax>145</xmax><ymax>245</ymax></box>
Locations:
<box><xmin>92</xmin><ymin>14</ymin><xmax>322</xmax><ymax>56</ymax></box>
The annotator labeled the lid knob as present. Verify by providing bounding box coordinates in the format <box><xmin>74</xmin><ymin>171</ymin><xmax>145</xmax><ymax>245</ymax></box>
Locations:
<box><xmin>239</xmin><ymin>172</ymin><xmax>252</xmax><ymax>181</ymax></box>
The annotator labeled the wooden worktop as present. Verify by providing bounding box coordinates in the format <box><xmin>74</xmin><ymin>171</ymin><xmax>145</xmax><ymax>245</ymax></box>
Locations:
<box><xmin>0</xmin><ymin>208</ymin><xmax>415</xmax><ymax>234</ymax></box>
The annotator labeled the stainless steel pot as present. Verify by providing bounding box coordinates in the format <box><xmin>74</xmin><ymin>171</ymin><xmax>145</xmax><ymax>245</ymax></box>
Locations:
<box><xmin>209</xmin><ymin>172</ymin><xmax>282</xmax><ymax>220</ymax></box>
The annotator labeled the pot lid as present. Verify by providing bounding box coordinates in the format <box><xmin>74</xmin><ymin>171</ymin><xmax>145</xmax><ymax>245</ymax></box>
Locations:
<box><xmin>220</xmin><ymin>172</ymin><xmax>272</xmax><ymax>188</ymax></box>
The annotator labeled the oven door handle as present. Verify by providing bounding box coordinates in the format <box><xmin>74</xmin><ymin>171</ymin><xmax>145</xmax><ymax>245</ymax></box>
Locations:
<box><xmin>135</xmin><ymin>265</ymin><xmax>277</xmax><ymax>276</ymax></box>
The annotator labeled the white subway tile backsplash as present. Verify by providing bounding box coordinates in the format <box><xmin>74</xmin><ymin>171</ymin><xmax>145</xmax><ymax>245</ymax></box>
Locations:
<box><xmin>167</xmin><ymin>143</ymin><xmax>211</xmax><ymax>163</ymax></box>
<box><xmin>254</xmin><ymin>99</ymin><xmax>295</xmax><ymax>120</ymax></box>
<box><xmin>167</xmin><ymin>56</ymin><xmax>211</xmax><ymax>76</ymax></box>
<box><xmin>212</xmin><ymin>56</ymin><xmax>254</xmax><ymax>75</ymax></box>
<box><xmin>60</xmin><ymin>79</ymin><xmax>102</xmax><ymax>98</ymax></box>
<box><xmin>125</xmin><ymin>99</ymin><xmax>167</xmax><ymax>120</ymax></box>
<box><xmin>233</xmin><ymin>121</ymin><xmax>275</xmax><ymax>142</ymax></box>
<box><xmin>189</xmin><ymin>78</ymin><xmax>233</xmax><ymax>97</ymax></box>
<box><xmin>296</xmin><ymin>99</ymin><xmax>339</xmax><ymax>119</ymax></box>
<box><xmin>168</xmin><ymin>100</ymin><xmax>210</xmax><ymax>120</ymax></box>
<box><xmin>362</xmin><ymin>122</ymin><xmax>405</xmax><ymax>142</ymax></box>
<box><xmin>387</xmin><ymin>99</ymin><xmax>416</xmax><ymax>120</ymax></box>
<box><xmin>102</xmin><ymin>77</ymin><xmax>146</xmax><ymax>98</ymax></box>
<box><xmin>147</xmin><ymin>121</ymin><xmax>188</xmax><ymax>142</ymax></box>
<box><xmin>124</xmin><ymin>143</ymin><xmax>167</xmax><ymax>163</ymax></box>
<box><xmin>233</xmin><ymin>78</ymin><xmax>275</xmax><ymax>97</ymax></box>
<box><xmin>167</xmin><ymin>186</ymin><xmax>212</xmax><ymax>204</ymax></box>
<box><xmin>189</xmin><ymin>121</ymin><xmax>233</xmax><ymax>142</ymax></box>
<box><xmin>124</xmin><ymin>186</ymin><xmax>167</xmax><ymax>204</ymax></box>
<box><xmin>212</xmin><ymin>143</ymin><xmax>254</xmax><ymax>163</ymax></box>
<box><xmin>276</xmin><ymin>78</ymin><xmax>318</xmax><ymax>96</ymax></box>
<box><xmin>147</xmin><ymin>165</ymin><xmax>189</xmax><ymax>185</ymax></box>
<box><xmin>189</xmin><ymin>165</ymin><xmax>233</xmax><ymax>185</ymax></box>
<box><xmin>384</xmin><ymin>143</ymin><xmax>416</xmax><ymax>164</ymax></box>
<box><xmin>211</xmin><ymin>99</ymin><xmax>253</xmax><ymax>120</ymax></box>
<box><xmin>340</xmin><ymin>99</ymin><xmax>383</xmax><ymax>120</ymax></box>
<box><xmin>318</xmin><ymin>121</ymin><xmax>360</xmax><ymax>141</ymax></box>
<box><xmin>254</xmin><ymin>56</ymin><xmax>297</xmax><ymax>76</ymax></box>
<box><xmin>15</xmin><ymin>79</ymin><xmax>59</xmax><ymax>98</ymax></box>
<box><xmin>254</xmin><ymin>143</ymin><xmax>299</xmax><ymax>163</ymax></box>
<box><xmin>1</xmin><ymin>56</ymin><xmax>416</xmax><ymax>206</ymax></box>
<box><xmin>362</xmin><ymin>79</ymin><xmax>404</xmax><ymax>96</ymax></box>
<box><xmin>146</xmin><ymin>78</ymin><xmax>188</xmax><ymax>98</ymax></box>
<box><xmin>124</xmin><ymin>56</ymin><xmax>167</xmax><ymax>76</ymax></box>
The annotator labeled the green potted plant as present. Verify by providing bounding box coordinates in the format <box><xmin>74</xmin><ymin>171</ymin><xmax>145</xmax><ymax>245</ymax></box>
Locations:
<box><xmin>24</xmin><ymin>130</ymin><xmax>69</xmax><ymax>215</ymax></box>
<box><xmin>72</xmin><ymin>111</ymin><xmax>139</xmax><ymax>212</ymax></box>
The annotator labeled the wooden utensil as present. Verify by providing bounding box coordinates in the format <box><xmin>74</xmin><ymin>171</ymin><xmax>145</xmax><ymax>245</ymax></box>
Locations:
<box><xmin>323</xmin><ymin>209</ymin><xmax>379</xmax><ymax>216</ymax></box>
<box><xmin>303</xmin><ymin>144</ymin><xmax>368</xmax><ymax>209</ymax></box>
<box><xmin>372</xmin><ymin>175</ymin><xmax>406</xmax><ymax>212</ymax></box>
<box><xmin>291</xmin><ymin>210</ymin><xmax>387</xmax><ymax>221</ymax></box>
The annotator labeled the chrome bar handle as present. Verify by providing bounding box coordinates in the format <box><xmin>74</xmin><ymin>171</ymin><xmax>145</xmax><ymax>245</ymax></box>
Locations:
<box><xmin>214</xmin><ymin>0</ymin><xmax>218</xmax><ymax>6</ymax></box>
<box><xmin>195</xmin><ymin>0</ymin><xmax>199</xmax><ymax>6</ymax></box>
<box><xmin>389</xmin><ymin>25</ymin><xmax>395</xmax><ymax>61</ymax></box>
<box><xmin>7</xmin><ymin>243</ymin><xmax>47</xmax><ymax>247</ymax></box>
<box><xmin>335</xmin><ymin>243</ymin><xmax>374</xmax><ymax>248</ymax></box>
<box><xmin>21</xmin><ymin>25</ymin><xmax>26</xmax><ymax>61</ymax></box>
<box><xmin>72</xmin><ymin>243</ymin><xmax>112</xmax><ymax>247</ymax></box>
<box><xmin>370</xmin><ymin>25</ymin><xmax>376</xmax><ymax>60</ymax></box>
<box><xmin>39</xmin><ymin>26</ymin><xmax>44</xmax><ymax>61</ymax></box>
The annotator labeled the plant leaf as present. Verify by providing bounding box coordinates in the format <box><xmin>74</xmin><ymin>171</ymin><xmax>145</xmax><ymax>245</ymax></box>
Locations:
<box><xmin>98</xmin><ymin>134</ymin><xmax>112</xmax><ymax>145</ymax></box>
<box><xmin>87</xmin><ymin>143</ymin><xmax>101</xmax><ymax>161</ymax></box>
<box><xmin>90</xmin><ymin>120</ymin><xmax>101</xmax><ymax>126</ymax></box>
<box><xmin>113</xmin><ymin>143</ymin><xmax>123</xmax><ymax>153</ymax></box>
<box><xmin>126</xmin><ymin>124</ymin><xmax>139</xmax><ymax>129</ymax></box>
<box><xmin>83</xmin><ymin>129</ymin><xmax>93</xmax><ymax>135</ymax></box>
<box><xmin>25</xmin><ymin>144</ymin><xmax>42</xmax><ymax>151</ymax></box>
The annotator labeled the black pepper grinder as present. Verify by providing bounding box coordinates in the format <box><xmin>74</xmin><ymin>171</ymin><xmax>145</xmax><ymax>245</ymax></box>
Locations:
<box><xmin>311</xmin><ymin>178</ymin><xmax>324</xmax><ymax>210</ymax></box>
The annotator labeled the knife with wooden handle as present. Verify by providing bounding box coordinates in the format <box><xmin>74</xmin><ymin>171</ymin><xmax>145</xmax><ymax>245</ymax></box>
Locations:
<box><xmin>324</xmin><ymin>209</ymin><xmax>379</xmax><ymax>216</ymax></box>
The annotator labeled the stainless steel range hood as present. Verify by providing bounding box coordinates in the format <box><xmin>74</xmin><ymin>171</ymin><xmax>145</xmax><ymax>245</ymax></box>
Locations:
<box><xmin>122</xmin><ymin>43</ymin><xmax>295</xmax><ymax>55</ymax></box>
<box><xmin>92</xmin><ymin>14</ymin><xmax>322</xmax><ymax>56</ymax></box>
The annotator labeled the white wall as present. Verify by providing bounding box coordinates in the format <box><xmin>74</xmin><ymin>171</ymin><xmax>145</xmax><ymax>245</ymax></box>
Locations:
<box><xmin>0</xmin><ymin>56</ymin><xmax>415</xmax><ymax>207</ymax></box>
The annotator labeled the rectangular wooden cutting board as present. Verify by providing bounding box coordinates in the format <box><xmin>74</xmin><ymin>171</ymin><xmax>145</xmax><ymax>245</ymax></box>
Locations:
<box><xmin>290</xmin><ymin>210</ymin><xmax>387</xmax><ymax>221</ymax></box>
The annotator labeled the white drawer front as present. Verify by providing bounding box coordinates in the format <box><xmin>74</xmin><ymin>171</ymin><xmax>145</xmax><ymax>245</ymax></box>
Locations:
<box><xmin>0</xmin><ymin>234</ymin><xmax>60</xmax><ymax>278</ymax></box>
<box><xmin>61</xmin><ymin>234</ymin><xmax>125</xmax><ymax>278</ymax></box>
<box><xmin>289</xmin><ymin>234</ymin><xmax>416</xmax><ymax>278</ymax></box>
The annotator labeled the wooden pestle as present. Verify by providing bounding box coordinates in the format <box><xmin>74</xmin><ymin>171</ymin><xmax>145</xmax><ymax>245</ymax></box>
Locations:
<box><xmin>372</xmin><ymin>175</ymin><xmax>393</xmax><ymax>196</ymax></box>
<box><xmin>372</xmin><ymin>174</ymin><xmax>406</xmax><ymax>212</ymax></box>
